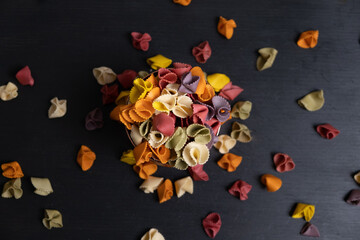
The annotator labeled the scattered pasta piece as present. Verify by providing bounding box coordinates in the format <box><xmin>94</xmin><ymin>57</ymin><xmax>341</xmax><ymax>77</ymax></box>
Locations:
<box><xmin>261</xmin><ymin>174</ymin><xmax>282</xmax><ymax>192</ymax></box>
<box><xmin>85</xmin><ymin>108</ymin><xmax>103</xmax><ymax>131</ymax></box>
<box><xmin>101</xmin><ymin>84</ymin><xmax>118</xmax><ymax>105</ymax></box>
<box><xmin>120</xmin><ymin>150</ymin><xmax>136</xmax><ymax>165</ymax></box>
<box><xmin>192</xmin><ymin>41</ymin><xmax>211</xmax><ymax>64</ymax></box>
<box><xmin>186</xmin><ymin>124</ymin><xmax>211</xmax><ymax>144</ymax></box>
<box><xmin>297</xmin><ymin>90</ymin><xmax>324</xmax><ymax>111</ymax></box>
<box><xmin>175</xmin><ymin>176</ymin><xmax>193</xmax><ymax>198</ymax></box>
<box><xmin>16</xmin><ymin>66</ymin><xmax>34</xmax><ymax>86</ymax></box>
<box><xmin>212</xmin><ymin>96</ymin><xmax>231</xmax><ymax>122</ymax></box>
<box><xmin>217</xmin><ymin>16</ymin><xmax>236</xmax><ymax>39</ymax></box>
<box><xmin>182</xmin><ymin>141</ymin><xmax>209</xmax><ymax>166</ymax></box>
<box><xmin>228</xmin><ymin>180</ymin><xmax>252</xmax><ymax>200</ymax></box>
<box><xmin>152</xmin><ymin>113</ymin><xmax>175</xmax><ymax>136</ymax></box>
<box><xmin>207</xmin><ymin>73</ymin><xmax>230</xmax><ymax>92</ymax></box>
<box><xmin>139</xmin><ymin>176</ymin><xmax>164</xmax><ymax>194</ymax></box>
<box><xmin>1</xmin><ymin>178</ymin><xmax>23</xmax><ymax>199</ymax></box>
<box><xmin>0</xmin><ymin>82</ymin><xmax>18</xmax><ymax>101</ymax></box>
<box><xmin>138</xmin><ymin>70</ymin><xmax>149</xmax><ymax>79</ymax></box>
<box><xmin>30</xmin><ymin>177</ymin><xmax>53</xmax><ymax>196</ymax></box>
<box><xmin>1</xmin><ymin>161</ymin><xmax>24</xmax><ymax>178</ymax></box>
<box><xmin>297</xmin><ymin>30</ymin><xmax>319</xmax><ymax>49</ymax></box>
<box><xmin>178</xmin><ymin>71</ymin><xmax>200</xmax><ymax>94</ymax></box>
<box><xmin>157</xmin><ymin>179</ymin><xmax>173</xmax><ymax>203</ymax></box>
<box><xmin>165</xmin><ymin>127</ymin><xmax>188</xmax><ymax>152</ymax></box>
<box><xmin>346</xmin><ymin>189</ymin><xmax>360</xmax><ymax>205</ymax></box>
<box><xmin>231</xmin><ymin>101</ymin><xmax>252</xmax><ymax>120</ymax></box>
<box><xmin>256</xmin><ymin>48</ymin><xmax>278</xmax><ymax>71</ymax></box>
<box><xmin>214</xmin><ymin>135</ymin><xmax>236</xmax><ymax>154</ymax></box>
<box><xmin>354</xmin><ymin>171</ymin><xmax>360</xmax><ymax>185</ymax></box>
<box><xmin>217</xmin><ymin>153</ymin><xmax>242</xmax><ymax>172</ymax></box>
<box><xmin>42</xmin><ymin>209</ymin><xmax>63</xmax><ymax>230</ymax></box>
<box><xmin>147</xmin><ymin>54</ymin><xmax>172</xmax><ymax>70</ymax></box>
<box><xmin>77</xmin><ymin>145</ymin><xmax>96</xmax><ymax>171</ymax></box>
<box><xmin>130</xmin><ymin>126</ymin><xmax>143</xmax><ymax>146</ymax></box>
<box><xmin>316</xmin><ymin>123</ymin><xmax>340</xmax><ymax>139</ymax></box>
<box><xmin>231</xmin><ymin>122</ymin><xmax>252</xmax><ymax>143</ymax></box>
<box><xmin>93</xmin><ymin>66</ymin><xmax>117</xmax><ymax>85</ymax></box>
<box><xmin>117</xmin><ymin>69</ymin><xmax>137</xmax><ymax>89</ymax></box>
<box><xmin>300</xmin><ymin>222</ymin><xmax>320</xmax><ymax>237</ymax></box>
<box><xmin>133</xmin><ymin>162</ymin><xmax>158</xmax><ymax>179</ymax></box>
<box><xmin>202</xmin><ymin>212</ymin><xmax>222</xmax><ymax>238</ymax></box>
<box><xmin>219</xmin><ymin>82</ymin><xmax>243</xmax><ymax>101</ymax></box>
<box><xmin>173</xmin><ymin>0</ymin><xmax>191</xmax><ymax>6</ymax></box>
<box><xmin>134</xmin><ymin>141</ymin><xmax>153</xmax><ymax>165</ymax></box>
<box><xmin>292</xmin><ymin>203</ymin><xmax>315</xmax><ymax>221</ymax></box>
<box><xmin>130</xmin><ymin>32</ymin><xmax>151</xmax><ymax>51</ymax></box>
<box><xmin>48</xmin><ymin>97</ymin><xmax>67</xmax><ymax>119</ymax></box>
<box><xmin>188</xmin><ymin>164</ymin><xmax>209</xmax><ymax>181</ymax></box>
<box><xmin>141</xmin><ymin>228</ymin><xmax>165</xmax><ymax>240</ymax></box>
<box><xmin>273</xmin><ymin>153</ymin><xmax>295</xmax><ymax>173</ymax></box>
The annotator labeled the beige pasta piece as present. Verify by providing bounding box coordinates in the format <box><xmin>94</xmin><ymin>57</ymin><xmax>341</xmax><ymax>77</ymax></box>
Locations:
<box><xmin>141</xmin><ymin>228</ymin><xmax>165</xmax><ymax>240</ymax></box>
<box><xmin>298</xmin><ymin>90</ymin><xmax>325</xmax><ymax>111</ymax></box>
<box><xmin>138</xmin><ymin>71</ymin><xmax>149</xmax><ymax>79</ymax></box>
<box><xmin>139</xmin><ymin>176</ymin><xmax>164</xmax><ymax>193</ymax></box>
<box><xmin>182</xmin><ymin>141</ymin><xmax>209</xmax><ymax>167</ymax></box>
<box><xmin>256</xmin><ymin>47</ymin><xmax>278</xmax><ymax>71</ymax></box>
<box><xmin>42</xmin><ymin>209</ymin><xmax>63</xmax><ymax>229</ymax></box>
<box><xmin>162</xmin><ymin>83</ymin><xmax>180</xmax><ymax>96</ymax></box>
<box><xmin>231</xmin><ymin>122</ymin><xmax>252</xmax><ymax>143</ymax></box>
<box><xmin>130</xmin><ymin>125</ymin><xmax>143</xmax><ymax>146</ymax></box>
<box><xmin>354</xmin><ymin>171</ymin><xmax>360</xmax><ymax>184</ymax></box>
<box><xmin>231</xmin><ymin>101</ymin><xmax>252</xmax><ymax>120</ymax></box>
<box><xmin>30</xmin><ymin>177</ymin><xmax>54</xmax><ymax>196</ymax></box>
<box><xmin>0</xmin><ymin>82</ymin><xmax>18</xmax><ymax>101</ymax></box>
<box><xmin>173</xmin><ymin>95</ymin><xmax>193</xmax><ymax>118</ymax></box>
<box><xmin>148</xmin><ymin>130</ymin><xmax>169</xmax><ymax>148</ymax></box>
<box><xmin>153</xmin><ymin>94</ymin><xmax>176</xmax><ymax>113</ymax></box>
<box><xmin>214</xmin><ymin>135</ymin><xmax>237</xmax><ymax>154</ymax></box>
<box><xmin>175</xmin><ymin>176</ymin><xmax>193</xmax><ymax>198</ymax></box>
<box><xmin>48</xmin><ymin>97</ymin><xmax>67</xmax><ymax>119</ymax></box>
<box><xmin>1</xmin><ymin>178</ymin><xmax>23</xmax><ymax>199</ymax></box>
<box><xmin>93</xmin><ymin>66</ymin><xmax>117</xmax><ymax>85</ymax></box>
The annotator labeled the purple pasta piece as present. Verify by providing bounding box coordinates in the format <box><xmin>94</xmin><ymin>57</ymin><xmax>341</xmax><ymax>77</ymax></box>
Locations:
<box><xmin>178</xmin><ymin>72</ymin><xmax>200</xmax><ymax>94</ymax></box>
<box><xmin>85</xmin><ymin>108</ymin><xmax>104</xmax><ymax>131</ymax></box>
<box><xmin>205</xmin><ymin>123</ymin><xmax>217</xmax><ymax>149</ymax></box>
<box><xmin>212</xmin><ymin>96</ymin><xmax>231</xmax><ymax>122</ymax></box>
<box><xmin>195</xmin><ymin>100</ymin><xmax>215</xmax><ymax>121</ymax></box>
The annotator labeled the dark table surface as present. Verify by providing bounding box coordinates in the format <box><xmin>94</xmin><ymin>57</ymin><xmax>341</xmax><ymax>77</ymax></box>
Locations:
<box><xmin>0</xmin><ymin>0</ymin><xmax>359</xmax><ymax>239</ymax></box>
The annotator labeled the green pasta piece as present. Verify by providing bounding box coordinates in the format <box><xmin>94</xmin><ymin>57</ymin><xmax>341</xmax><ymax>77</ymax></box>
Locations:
<box><xmin>165</xmin><ymin>127</ymin><xmax>187</xmax><ymax>151</ymax></box>
<box><xmin>186</xmin><ymin>124</ymin><xmax>211</xmax><ymax>144</ymax></box>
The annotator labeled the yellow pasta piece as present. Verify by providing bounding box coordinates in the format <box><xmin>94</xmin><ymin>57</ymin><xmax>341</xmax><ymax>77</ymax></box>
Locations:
<box><xmin>146</xmin><ymin>54</ymin><xmax>172</xmax><ymax>70</ymax></box>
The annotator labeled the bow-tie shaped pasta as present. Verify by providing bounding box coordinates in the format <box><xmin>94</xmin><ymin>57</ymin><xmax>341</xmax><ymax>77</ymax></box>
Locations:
<box><xmin>1</xmin><ymin>161</ymin><xmax>24</xmax><ymax>179</ymax></box>
<box><xmin>48</xmin><ymin>97</ymin><xmax>67</xmax><ymax>119</ymax></box>
<box><xmin>145</xmin><ymin>87</ymin><xmax>161</xmax><ymax>102</ymax></box>
<box><xmin>171</xmin><ymin>62</ymin><xmax>192</xmax><ymax>78</ymax></box>
<box><xmin>273</xmin><ymin>153</ymin><xmax>295</xmax><ymax>173</ymax></box>
<box><xmin>147</xmin><ymin>54</ymin><xmax>172</xmax><ymax>70</ymax></box>
<box><xmin>0</xmin><ymin>82</ymin><xmax>18</xmax><ymax>101</ymax></box>
<box><xmin>192</xmin><ymin>41</ymin><xmax>211</xmax><ymax>64</ymax></box>
<box><xmin>261</xmin><ymin>174</ymin><xmax>282</xmax><ymax>192</ymax></box>
<box><xmin>158</xmin><ymin>68</ymin><xmax>178</xmax><ymax>90</ymax></box>
<box><xmin>133</xmin><ymin>162</ymin><xmax>158</xmax><ymax>179</ymax></box>
<box><xmin>42</xmin><ymin>209</ymin><xmax>63</xmax><ymax>229</ymax></box>
<box><xmin>149</xmin><ymin>145</ymin><xmax>171</xmax><ymax>164</ymax></box>
<box><xmin>178</xmin><ymin>71</ymin><xmax>200</xmax><ymax>94</ymax></box>
<box><xmin>120</xmin><ymin>149</ymin><xmax>136</xmax><ymax>165</ymax></box>
<box><xmin>316</xmin><ymin>123</ymin><xmax>340</xmax><ymax>139</ymax></box>
<box><xmin>152</xmin><ymin>94</ymin><xmax>176</xmax><ymax>113</ymax></box>
<box><xmin>161</xmin><ymin>83</ymin><xmax>179</xmax><ymax>96</ymax></box>
<box><xmin>346</xmin><ymin>189</ymin><xmax>360</xmax><ymax>206</ymax></box>
<box><xmin>192</xmin><ymin>104</ymin><xmax>208</xmax><ymax>124</ymax></box>
<box><xmin>197</xmin><ymin>84</ymin><xmax>215</xmax><ymax>102</ymax></box>
<box><xmin>93</xmin><ymin>66</ymin><xmax>117</xmax><ymax>85</ymax></box>
<box><xmin>129</xmin><ymin>78</ymin><xmax>153</xmax><ymax>103</ymax></box>
<box><xmin>188</xmin><ymin>164</ymin><xmax>209</xmax><ymax>181</ymax></box>
<box><xmin>148</xmin><ymin>130</ymin><xmax>169</xmax><ymax>149</ymax></box>
<box><xmin>219</xmin><ymin>82</ymin><xmax>243</xmax><ymax>101</ymax></box>
<box><xmin>174</xmin><ymin>176</ymin><xmax>193</xmax><ymax>198</ymax></box>
<box><xmin>152</xmin><ymin>113</ymin><xmax>175</xmax><ymax>136</ymax></box>
<box><xmin>214</xmin><ymin>135</ymin><xmax>236</xmax><ymax>154</ymax></box>
<box><xmin>130</xmin><ymin>32</ymin><xmax>152</xmax><ymax>51</ymax></box>
<box><xmin>202</xmin><ymin>212</ymin><xmax>222</xmax><ymax>238</ymax></box>
<box><xmin>300</xmin><ymin>223</ymin><xmax>321</xmax><ymax>237</ymax></box>
<box><xmin>30</xmin><ymin>177</ymin><xmax>54</xmax><ymax>196</ymax></box>
<box><xmin>77</xmin><ymin>145</ymin><xmax>96</xmax><ymax>171</ymax></box>
<box><xmin>133</xmin><ymin>141</ymin><xmax>153</xmax><ymax>165</ymax></box>
<box><xmin>207</xmin><ymin>73</ymin><xmax>230</xmax><ymax>92</ymax></box>
<box><xmin>165</xmin><ymin>127</ymin><xmax>187</xmax><ymax>152</ymax></box>
<box><xmin>231</xmin><ymin>101</ymin><xmax>252</xmax><ymax>120</ymax></box>
<box><xmin>117</xmin><ymin>69</ymin><xmax>137</xmax><ymax>89</ymax></box>
<box><xmin>139</xmin><ymin>176</ymin><xmax>164</xmax><ymax>194</ymax></box>
<box><xmin>186</xmin><ymin>124</ymin><xmax>211</xmax><ymax>144</ymax></box>
<box><xmin>212</xmin><ymin>96</ymin><xmax>231</xmax><ymax>122</ymax></box>
<box><xmin>1</xmin><ymin>178</ymin><xmax>23</xmax><ymax>199</ymax></box>
<box><xmin>173</xmin><ymin>0</ymin><xmax>192</xmax><ymax>6</ymax></box>
<box><xmin>157</xmin><ymin>179</ymin><xmax>173</xmax><ymax>203</ymax></box>
<box><xmin>297</xmin><ymin>30</ymin><xmax>319</xmax><ymax>49</ymax></box>
<box><xmin>101</xmin><ymin>84</ymin><xmax>118</xmax><ymax>105</ymax></box>
<box><xmin>217</xmin><ymin>153</ymin><xmax>242</xmax><ymax>172</ymax></box>
<box><xmin>217</xmin><ymin>16</ymin><xmax>237</xmax><ymax>39</ymax></box>
<box><xmin>16</xmin><ymin>66</ymin><xmax>34</xmax><ymax>86</ymax></box>
<box><xmin>256</xmin><ymin>48</ymin><xmax>278</xmax><ymax>71</ymax></box>
<box><xmin>173</xmin><ymin>95</ymin><xmax>193</xmax><ymax>118</ymax></box>
<box><xmin>231</xmin><ymin>122</ymin><xmax>252</xmax><ymax>143</ymax></box>
<box><xmin>85</xmin><ymin>108</ymin><xmax>103</xmax><ymax>131</ymax></box>
<box><xmin>190</xmin><ymin>66</ymin><xmax>206</xmax><ymax>95</ymax></box>
<box><xmin>182</xmin><ymin>142</ymin><xmax>209</xmax><ymax>166</ymax></box>
<box><xmin>168</xmin><ymin>156</ymin><xmax>189</xmax><ymax>170</ymax></box>
<box><xmin>141</xmin><ymin>228</ymin><xmax>165</xmax><ymax>240</ymax></box>
<box><xmin>292</xmin><ymin>203</ymin><xmax>315</xmax><ymax>221</ymax></box>
<box><xmin>139</xmin><ymin>119</ymin><xmax>152</xmax><ymax>138</ymax></box>
<box><xmin>130</xmin><ymin>125</ymin><xmax>143</xmax><ymax>146</ymax></box>
<box><xmin>298</xmin><ymin>90</ymin><xmax>325</xmax><ymax>111</ymax></box>
<box><xmin>129</xmin><ymin>99</ymin><xmax>155</xmax><ymax>122</ymax></box>
<box><xmin>228</xmin><ymin>180</ymin><xmax>252</xmax><ymax>200</ymax></box>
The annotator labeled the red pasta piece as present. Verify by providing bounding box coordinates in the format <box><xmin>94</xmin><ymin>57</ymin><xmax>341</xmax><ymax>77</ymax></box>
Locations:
<box><xmin>204</xmin><ymin>118</ymin><xmax>221</xmax><ymax>135</ymax></box>
<box><xmin>192</xmin><ymin>41</ymin><xmax>212</xmax><ymax>64</ymax></box>
<box><xmin>152</xmin><ymin>112</ymin><xmax>175</xmax><ymax>136</ymax></box>
<box><xmin>130</xmin><ymin>32</ymin><xmax>152</xmax><ymax>51</ymax></box>
<box><xmin>171</xmin><ymin>62</ymin><xmax>192</xmax><ymax>78</ymax></box>
<box><xmin>158</xmin><ymin>68</ymin><xmax>178</xmax><ymax>89</ymax></box>
<box><xmin>192</xmin><ymin>104</ymin><xmax>209</xmax><ymax>124</ymax></box>
<box><xmin>228</xmin><ymin>180</ymin><xmax>252</xmax><ymax>200</ymax></box>
<box><xmin>273</xmin><ymin>153</ymin><xmax>295</xmax><ymax>173</ymax></box>
<box><xmin>188</xmin><ymin>164</ymin><xmax>209</xmax><ymax>181</ymax></box>
<box><xmin>202</xmin><ymin>212</ymin><xmax>222</xmax><ymax>238</ymax></box>
<box><xmin>16</xmin><ymin>66</ymin><xmax>34</xmax><ymax>86</ymax></box>
<box><xmin>316</xmin><ymin>123</ymin><xmax>340</xmax><ymax>139</ymax></box>
<box><xmin>219</xmin><ymin>82</ymin><xmax>243</xmax><ymax>101</ymax></box>
<box><xmin>101</xmin><ymin>84</ymin><xmax>119</xmax><ymax>105</ymax></box>
<box><xmin>117</xmin><ymin>69</ymin><xmax>137</xmax><ymax>89</ymax></box>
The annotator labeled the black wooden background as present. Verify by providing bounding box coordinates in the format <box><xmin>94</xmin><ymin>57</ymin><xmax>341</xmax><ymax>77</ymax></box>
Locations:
<box><xmin>0</xmin><ymin>0</ymin><xmax>359</xmax><ymax>239</ymax></box>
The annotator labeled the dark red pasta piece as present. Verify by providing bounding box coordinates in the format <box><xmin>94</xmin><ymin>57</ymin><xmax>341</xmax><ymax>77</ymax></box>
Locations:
<box><xmin>117</xmin><ymin>69</ymin><xmax>137</xmax><ymax>89</ymax></box>
<box><xmin>228</xmin><ymin>180</ymin><xmax>252</xmax><ymax>200</ymax></box>
<box><xmin>101</xmin><ymin>84</ymin><xmax>118</xmax><ymax>105</ymax></box>
<box><xmin>346</xmin><ymin>189</ymin><xmax>360</xmax><ymax>206</ymax></box>
<box><xmin>130</xmin><ymin>32</ymin><xmax>152</xmax><ymax>51</ymax></box>
<box><xmin>202</xmin><ymin>212</ymin><xmax>221</xmax><ymax>238</ymax></box>
<box><xmin>171</xmin><ymin>62</ymin><xmax>192</xmax><ymax>78</ymax></box>
<box><xmin>192</xmin><ymin>41</ymin><xmax>212</xmax><ymax>64</ymax></box>
<box><xmin>188</xmin><ymin>164</ymin><xmax>209</xmax><ymax>181</ymax></box>
<box><xmin>158</xmin><ymin>68</ymin><xmax>177</xmax><ymax>89</ymax></box>
<box><xmin>300</xmin><ymin>222</ymin><xmax>320</xmax><ymax>237</ymax></box>
<box><xmin>15</xmin><ymin>66</ymin><xmax>34</xmax><ymax>86</ymax></box>
<box><xmin>316</xmin><ymin>124</ymin><xmax>340</xmax><ymax>140</ymax></box>
<box><xmin>85</xmin><ymin>108</ymin><xmax>104</xmax><ymax>131</ymax></box>
<box><xmin>273</xmin><ymin>153</ymin><xmax>295</xmax><ymax>173</ymax></box>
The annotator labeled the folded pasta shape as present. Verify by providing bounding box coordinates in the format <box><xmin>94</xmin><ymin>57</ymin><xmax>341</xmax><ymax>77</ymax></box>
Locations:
<box><xmin>261</xmin><ymin>174</ymin><xmax>282</xmax><ymax>192</ymax></box>
<box><xmin>188</xmin><ymin>164</ymin><xmax>209</xmax><ymax>181</ymax></box>
<box><xmin>161</xmin><ymin>83</ymin><xmax>179</xmax><ymax>96</ymax></box>
<box><xmin>149</xmin><ymin>145</ymin><xmax>171</xmax><ymax>164</ymax></box>
<box><xmin>147</xmin><ymin>54</ymin><xmax>172</xmax><ymax>70</ymax></box>
<box><xmin>202</xmin><ymin>212</ymin><xmax>222</xmax><ymax>238</ymax></box>
<box><xmin>148</xmin><ymin>130</ymin><xmax>169</xmax><ymax>149</ymax></box>
<box><xmin>219</xmin><ymin>82</ymin><xmax>243</xmax><ymax>101</ymax></box>
<box><xmin>171</xmin><ymin>62</ymin><xmax>192</xmax><ymax>78</ymax></box>
<box><xmin>173</xmin><ymin>95</ymin><xmax>193</xmax><ymax>118</ymax></box>
<box><xmin>93</xmin><ymin>66</ymin><xmax>117</xmax><ymax>85</ymax></box>
<box><xmin>192</xmin><ymin>41</ymin><xmax>211</xmax><ymax>64</ymax></box>
<box><xmin>192</xmin><ymin>104</ymin><xmax>208</xmax><ymax>123</ymax></box>
<box><xmin>190</xmin><ymin>66</ymin><xmax>206</xmax><ymax>95</ymax></box>
<box><xmin>138</xmin><ymin>70</ymin><xmax>149</xmax><ymax>79</ymax></box>
<box><xmin>120</xmin><ymin>149</ymin><xmax>136</xmax><ymax>165</ymax></box>
<box><xmin>77</xmin><ymin>145</ymin><xmax>96</xmax><ymax>171</ymax></box>
<box><xmin>165</xmin><ymin>127</ymin><xmax>188</xmax><ymax>152</ymax></box>
<box><xmin>129</xmin><ymin>99</ymin><xmax>155</xmax><ymax>122</ymax></box>
<box><xmin>173</xmin><ymin>0</ymin><xmax>191</xmax><ymax>6</ymax></box>
<box><xmin>30</xmin><ymin>177</ymin><xmax>53</xmax><ymax>196</ymax></box>
<box><xmin>48</xmin><ymin>97</ymin><xmax>67</xmax><ymax>119</ymax></box>
<box><xmin>16</xmin><ymin>66</ymin><xmax>34</xmax><ymax>86</ymax></box>
<box><xmin>257</xmin><ymin>47</ymin><xmax>278</xmax><ymax>71</ymax></box>
<box><xmin>101</xmin><ymin>84</ymin><xmax>118</xmax><ymax>105</ymax></box>
<box><xmin>158</xmin><ymin>68</ymin><xmax>177</xmax><ymax>90</ymax></box>
<box><xmin>145</xmin><ymin>87</ymin><xmax>161</xmax><ymax>102</ymax></box>
<box><xmin>129</xmin><ymin>78</ymin><xmax>153</xmax><ymax>103</ymax></box>
<box><xmin>117</xmin><ymin>69</ymin><xmax>137</xmax><ymax>89</ymax></box>
<box><xmin>195</xmin><ymin>101</ymin><xmax>215</xmax><ymax>121</ymax></box>
<box><xmin>354</xmin><ymin>172</ymin><xmax>360</xmax><ymax>185</ymax></box>
<box><xmin>292</xmin><ymin>203</ymin><xmax>315</xmax><ymax>221</ymax></box>
<box><xmin>139</xmin><ymin>176</ymin><xmax>164</xmax><ymax>194</ymax></box>
<box><xmin>118</xmin><ymin>104</ymin><xmax>135</xmax><ymax>129</ymax></box>
<box><xmin>0</xmin><ymin>82</ymin><xmax>18</xmax><ymax>101</ymax></box>
<box><xmin>214</xmin><ymin>135</ymin><xmax>236</xmax><ymax>154</ymax></box>
<box><xmin>133</xmin><ymin>162</ymin><xmax>158</xmax><ymax>179</ymax></box>
<box><xmin>157</xmin><ymin>179</ymin><xmax>173</xmax><ymax>203</ymax></box>
<box><xmin>217</xmin><ymin>16</ymin><xmax>236</xmax><ymax>39</ymax></box>
<box><xmin>207</xmin><ymin>73</ymin><xmax>230</xmax><ymax>92</ymax></box>
<box><xmin>42</xmin><ymin>209</ymin><xmax>63</xmax><ymax>230</ymax></box>
<box><xmin>1</xmin><ymin>161</ymin><xmax>24</xmax><ymax>179</ymax></box>
<box><xmin>273</xmin><ymin>153</ymin><xmax>295</xmax><ymax>173</ymax></box>
<box><xmin>231</xmin><ymin>101</ymin><xmax>252</xmax><ymax>120</ymax></box>
<box><xmin>130</xmin><ymin>125</ymin><xmax>143</xmax><ymax>146</ymax></box>
<box><xmin>212</xmin><ymin>96</ymin><xmax>231</xmax><ymax>122</ymax></box>
<box><xmin>175</xmin><ymin>176</ymin><xmax>193</xmax><ymax>198</ymax></box>
<box><xmin>217</xmin><ymin>153</ymin><xmax>242</xmax><ymax>172</ymax></box>
<box><xmin>297</xmin><ymin>30</ymin><xmax>319</xmax><ymax>49</ymax></box>
<box><xmin>178</xmin><ymin>71</ymin><xmax>200</xmax><ymax>94</ymax></box>
<box><xmin>316</xmin><ymin>123</ymin><xmax>340</xmax><ymax>139</ymax></box>
<box><xmin>134</xmin><ymin>141</ymin><xmax>153</xmax><ymax>165</ymax></box>
<box><xmin>152</xmin><ymin>113</ymin><xmax>175</xmax><ymax>136</ymax></box>
<box><xmin>85</xmin><ymin>108</ymin><xmax>103</xmax><ymax>131</ymax></box>
<box><xmin>182</xmin><ymin>142</ymin><xmax>209</xmax><ymax>166</ymax></box>
<box><xmin>228</xmin><ymin>180</ymin><xmax>252</xmax><ymax>200</ymax></box>
<box><xmin>205</xmin><ymin>123</ymin><xmax>217</xmax><ymax>149</ymax></box>
<box><xmin>231</xmin><ymin>122</ymin><xmax>252</xmax><ymax>143</ymax></box>
<box><xmin>141</xmin><ymin>228</ymin><xmax>165</xmax><ymax>240</ymax></box>
<box><xmin>198</xmin><ymin>84</ymin><xmax>215</xmax><ymax>102</ymax></box>
<box><xmin>186</xmin><ymin>124</ymin><xmax>211</xmax><ymax>144</ymax></box>
<box><xmin>131</xmin><ymin>32</ymin><xmax>152</xmax><ymax>51</ymax></box>
<box><xmin>298</xmin><ymin>90</ymin><xmax>324</xmax><ymax>111</ymax></box>
<box><xmin>139</xmin><ymin>119</ymin><xmax>152</xmax><ymax>138</ymax></box>
<box><xmin>346</xmin><ymin>189</ymin><xmax>360</xmax><ymax>206</ymax></box>
<box><xmin>300</xmin><ymin>222</ymin><xmax>320</xmax><ymax>237</ymax></box>
<box><xmin>153</xmin><ymin>94</ymin><xmax>176</xmax><ymax>113</ymax></box>
<box><xmin>1</xmin><ymin>178</ymin><xmax>23</xmax><ymax>199</ymax></box>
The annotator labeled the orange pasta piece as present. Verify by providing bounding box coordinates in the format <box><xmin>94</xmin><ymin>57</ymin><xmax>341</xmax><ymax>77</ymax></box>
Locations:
<box><xmin>198</xmin><ymin>84</ymin><xmax>215</xmax><ymax>102</ymax></box>
<box><xmin>133</xmin><ymin>162</ymin><xmax>158</xmax><ymax>179</ymax></box>
<box><xmin>190</xmin><ymin>66</ymin><xmax>206</xmax><ymax>95</ymax></box>
<box><xmin>145</xmin><ymin>73</ymin><xmax>158</xmax><ymax>87</ymax></box>
<box><xmin>77</xmin><ymin>145</ymin><xmax>96</xmax><ymax>171</ymax></box>
<box><xmin>217</xmin><ymin>16</ymin><xmax>237</xmax><ymax>39</ymax></box>
<box><xmin>157</xmin><ymin>179</ymin><xmax>173</xmax><ymax>203</ymax></box>
<box><xmin>217</xmin><ymin>153</ymin><xmax>242</xmax><ymax>172</ymax></box>
<box><xmin>297</xmin><ymin>30</ymin><xmax>319</xmax><ymax>48</ymax></box>
<box><xmin>110</xmin><ymin>105</ymin><xmax>121</xmax><ymax>121</ymax></box>
<box><xmin>261</xmin><ymin>174</ymin><xmax>282</xmax><ymax>192</ymax></box>
<box><xmin>118</xmin><ymin>104</ymin><xmax>135</xmax><ymax>130</ymax></box>
<box><xmin>134</xmin><ymin>142</ymin><xmax>153</xmax><ymax>165</ymax></box>
<box><xmin>173</xmin><ymin>0</ymin><xmax>191</xmax><ymax>6</ymax></box>
<box><xmin>1</xmin><ymin>161</ymin><xmax>24</xmax><ymax>178</ymax></box>
<box><xmin>149</xmin><ymin>145</ymin><xmax>171</xmax><ymax>164</ymax></box>
<box><xmin>145</xmin><ymin>87</ymin><xmax>161</xmax><ymax>102</ymax></box>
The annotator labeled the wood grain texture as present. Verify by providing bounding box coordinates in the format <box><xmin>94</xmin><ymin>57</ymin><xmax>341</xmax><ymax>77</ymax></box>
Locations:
<box><xmin>0</xmin><ymin>0</ymin><xmax>359</xmax><ymax>239</ymax></box>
